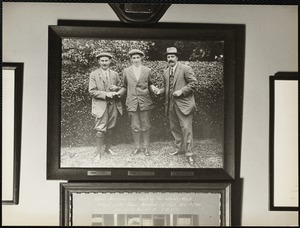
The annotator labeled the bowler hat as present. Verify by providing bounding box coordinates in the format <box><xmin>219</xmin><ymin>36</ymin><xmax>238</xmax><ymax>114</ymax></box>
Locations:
<box><xmin>128</xmin><ymin>49</ymin><xmax>144</xmax><ymax>57</ymax></box>
<box><xmin>96</xmin><ymin>52</ymin><xmax>113</xmax><ymax>59</ymax></box>
<box><xmin>164</xmin><ymin>47</ymin><xmax>180</xmax><ymax>55</ymax></box>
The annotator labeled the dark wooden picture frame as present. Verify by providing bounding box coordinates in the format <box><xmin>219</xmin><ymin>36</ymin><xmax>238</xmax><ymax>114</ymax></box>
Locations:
<box><xmin>269</xmin><ymin>72</ymin><xmax>298</xmax><ymax>211</ymax></box>
<box><xmin>47</xmin><ymin>21</ymin><xmax>245</xmax><ymax>181</ymax></box>
<box><xmin>60</xmin><ymin>182</ymin><xmax>231</xmax><ymax>226</ymax></box>
<box><xmin>2</xmin><ymin>62</ymin><xmax>23</xmax><ymax>205</ymax></box>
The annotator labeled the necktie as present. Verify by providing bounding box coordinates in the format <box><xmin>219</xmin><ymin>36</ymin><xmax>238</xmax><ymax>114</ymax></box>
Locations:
<box><xmin>169</xmin><ymin>67</ymin><xmax>174</xmax><ymax>89</ymax></box>
<box><xmin>105</xmin><ymin>71</ymin><xmax>109</xmax><ymax>83</ymax></box>
<box><xmin>168</xmin><ymin>67</ymin><xmax>175</xmax><ymax>110</ymax></box>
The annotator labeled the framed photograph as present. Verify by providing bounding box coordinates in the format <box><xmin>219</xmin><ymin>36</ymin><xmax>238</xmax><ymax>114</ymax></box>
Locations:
<box><xmin>269</xmin><ymin>72</ymin><xmax>298</xmax><ymax>211</ymax></box>
<box><xmin>47</xmin><ymin>21</ymin><xmax>245</xmax><ymax>180</ymax></box>
<box><xmin>2</xmin><ymin>62</ymin><xmax>23</xmax><ymax>205</ymax></box>
<box><xmin>60</xmin><ymin>182</ymin><xmax>231</xmax><ymax>226</ymax></box>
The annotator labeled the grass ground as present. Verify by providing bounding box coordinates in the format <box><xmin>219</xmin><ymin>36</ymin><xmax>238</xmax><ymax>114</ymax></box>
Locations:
<box><xmin>61</xmin><ymin>139</ymin><xmax>223</xmax><ymax>168</ymax></box>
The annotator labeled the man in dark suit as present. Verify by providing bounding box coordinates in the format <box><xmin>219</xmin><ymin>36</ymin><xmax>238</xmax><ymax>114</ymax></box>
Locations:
<box><xmin>118</xmin><ymin>49</ymin><xmax>158</xmax><ymax>156</ymax></box>
<box><xmin>89</xmin><ymin>52</ymin><xmax>123</xmax><ymax>161</ymax></box>
<box><xmin>159</xmin><ymin>47</ymin><xmax>198</xmax><ymax>165</ymax></box>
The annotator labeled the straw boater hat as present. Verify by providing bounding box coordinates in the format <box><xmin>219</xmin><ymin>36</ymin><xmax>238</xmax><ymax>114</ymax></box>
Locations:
<box><xmin>128</xmin><ymin>49</ymin><xmax>145</xmax><ymax>57</ymax></box>
<box><xmin>164</xmin><ymin>47</ymin><xmax>180</xmax><ymax>55</ymax></box>
<box><xmin>96</xmin><ymin>52</ymin><xmax>113</xmax><ymax>59</ymax></box>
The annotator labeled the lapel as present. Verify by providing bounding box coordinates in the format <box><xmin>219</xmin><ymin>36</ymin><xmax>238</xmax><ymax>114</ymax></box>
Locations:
<box><xmin>98</xmin><ymin>69</ymin><xmax>108</xmax><ymax>84</ymax></box>
<box><xmin>107</xmin><ymin>69</ymin><xmax>113</xmax><ymax>85</ymax></box>
<box><xmin>165</xmin><ymin>68</ymin><xmax>170</xmax><ymax>92</ymax></box>
<box><xmin>173</xmin><ymin>63</ymin><xmax>182</xmax><ymax>86</ymax></box>
<box><xmin>138</xmin><ymin>66</ymin><xmax>147</xmax><ymax>83</ymax></box>
<box><xmin>128</xmin><ymin>66</ymin><xmax>138</xmax><ymax>83</ymax></box>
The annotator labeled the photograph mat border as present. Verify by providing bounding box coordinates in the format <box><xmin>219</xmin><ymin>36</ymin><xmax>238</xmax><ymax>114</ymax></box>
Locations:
<box><xmin>60</xmin><ymin>182</ymin><xmax>231</xmax><ymax>226</ymax></box>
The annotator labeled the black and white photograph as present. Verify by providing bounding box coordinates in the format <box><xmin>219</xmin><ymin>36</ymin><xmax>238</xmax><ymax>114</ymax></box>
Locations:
<box><xmin>60</xmin><ymin>38</ymin><xmax>224</xmax><ymax>169</ymax></box>
<box><xmin>60</xmin><ymin>182</ymin><xmax>231</xmax><ymax>226</ymax></box>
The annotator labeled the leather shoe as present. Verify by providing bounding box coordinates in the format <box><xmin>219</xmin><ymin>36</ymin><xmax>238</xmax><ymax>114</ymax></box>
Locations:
<box><xmin>131</xmin><ymin>148</ymin><xmax>140</xmax><ymax>156</ymax></box>
<box><xmin>143</xmin><ymin>148</ymin><xmax>150</xmax><ymax>156</ymax></box>
<box><xmin>169</xmin><ymin>150</ymin><xmax>183</xmax><ymax>156</ymax></box>
<box><xmin>188</xmin><ymin>156</ymin><xmax>194</xmax><ymax>165</ymax></box>
<box><xmin>105</xmin><ymin>148</ymin><xmax>117</xmax><ymax>156</ymax></box>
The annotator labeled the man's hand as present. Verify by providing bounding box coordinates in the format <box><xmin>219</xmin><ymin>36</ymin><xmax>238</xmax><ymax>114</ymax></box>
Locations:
<box><xmin>173</xmin><ymin>90</ymin><xmax>183</xmax><ymax>97</ymax></box>
<box><xmin>106</xmin><ymin>92</ymin><xmax>117</xmax><ymax>99</ymax></box>
<box><xmin>109</xmin><ymin>85</ymin><xmax>120</xmax><ymax>92</ymax></box>
<box><xmin>150</xmin><ymin>85</ymin><xmax>160</xmax><ymax>95</ymax></box>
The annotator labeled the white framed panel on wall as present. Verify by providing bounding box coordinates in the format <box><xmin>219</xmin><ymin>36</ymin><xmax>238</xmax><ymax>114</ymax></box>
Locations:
<box><xmin>2</xmin><ymin>63</ymin><xmax>24</xmax><ymax>205</ymax></box>
<box><xmin>269</xmin><ymin>72</ymin><xmax>298</xmax><ymax>211</ymax></box>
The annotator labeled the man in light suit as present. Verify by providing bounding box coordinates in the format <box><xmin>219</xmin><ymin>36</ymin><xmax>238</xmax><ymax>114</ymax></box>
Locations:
<box><xmin>117</xmin><ymin>49</ymin><xmax>158</xmax><ymax>156</ymax></box>
<box><xmin>159</xmin><ymin>47</ymin><xmax>198</xmax><ymax>165</ymax></box>
<box><xmin>89</xmin><ymin>52</ymin><xmax>123</xmax><ymax>161</ymax></box>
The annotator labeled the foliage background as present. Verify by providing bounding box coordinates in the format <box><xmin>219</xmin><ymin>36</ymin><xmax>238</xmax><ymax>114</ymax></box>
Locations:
<box><xmin>61</xmin><ymin>39</ymin><xmax>224</xmax><ymax>147</ymax></box>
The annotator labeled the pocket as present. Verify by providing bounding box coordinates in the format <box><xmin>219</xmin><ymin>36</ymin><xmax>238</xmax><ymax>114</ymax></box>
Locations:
<box><xmin>138</xmin><ymin>83</ymin><xmax>148</xmax><ymax>90</ymax></box>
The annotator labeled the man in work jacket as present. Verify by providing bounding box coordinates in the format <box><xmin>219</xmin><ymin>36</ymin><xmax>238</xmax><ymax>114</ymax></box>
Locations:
<box><xmin>118</xmin><ymin>49</ymin><xmax>159</xmax><ymax>156</ymax></box>
<box><xmin>160</xmin><ymin>47</ymin><xmax>198</xmax><ymax>165</ymax></box>
<box><xmin>89</xmin><ymin>52</ymin><xmax>123</xmax><ymax>161</ymax></box>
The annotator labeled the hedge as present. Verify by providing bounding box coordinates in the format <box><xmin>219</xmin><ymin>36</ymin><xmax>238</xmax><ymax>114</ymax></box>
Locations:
<box><xmin>61</xmin><ymin>61</ymin><xmax>223</xmax><ymax>147</ymax></box>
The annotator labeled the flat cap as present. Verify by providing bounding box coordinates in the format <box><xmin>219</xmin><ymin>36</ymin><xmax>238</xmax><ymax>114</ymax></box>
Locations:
<box><xmin>128</xmin><ymin>49</ymin><xmax>144</xmax><ymax>57</ymax></box>
<box><xmin>96</xmin><ymin>52</ymin><xmax>113</xmax><ymax>59</ymax></box>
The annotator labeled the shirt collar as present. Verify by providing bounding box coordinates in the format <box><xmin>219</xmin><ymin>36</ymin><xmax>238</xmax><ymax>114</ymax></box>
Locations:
<box><xmin>171</xmin><ymin>63</ymin><xmax>178</xmax><ymax>72</ymax></box>
<box><xmin>133</xmin><ymin>65</ymin><xmax>142</xmax><ymax>70</ymax></box>
<box><xmin>101</xmin><ymin>68</ymin><xmax>109</xmax><ymax>74</ymax></box>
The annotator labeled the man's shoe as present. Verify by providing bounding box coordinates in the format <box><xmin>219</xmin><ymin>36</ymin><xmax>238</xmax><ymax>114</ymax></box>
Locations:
<box><xmin>105</xmin><ymin>148</ymin><xmax>117</xmax><ymax>156</ymax></box>
<box><xmin>131</xmin><ymin>148</ymin><xmax>140</xmax><ymax>156</ymax></box>
<box><xmin>144</xmin><ymin>148</ymin><xmax>150</xmax><ymax>156</ymax></box>
<box><xmin>188</xmin><ymin>156</ymin><xmax>194</xmax><ymax>165</ymax></box>
<box><xmin>169</xmin><ymin>150</ymin><xmax>183</xmax><ymax>156</ymax></box>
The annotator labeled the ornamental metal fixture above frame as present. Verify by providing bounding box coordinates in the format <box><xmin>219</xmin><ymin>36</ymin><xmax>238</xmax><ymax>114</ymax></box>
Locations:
<box><xmin>109</xmin><ymin>3</ymin><xmax>171</xmax><ymax>24</ymax></box>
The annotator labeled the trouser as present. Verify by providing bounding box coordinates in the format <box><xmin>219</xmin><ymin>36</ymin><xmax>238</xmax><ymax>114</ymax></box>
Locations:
<box><xmin>94</xmin><ymin>103</ymin><xmax>118</xmax><ymax>154</ymax></box>
<box><xmin>95</xmin><ymin>131</ymin><xmax>105</xmax><ymax>158</ymax></box>
<box><xmin>128</xmin><ymin>107</ymin><xmax>151</xmax><ymax>149</ymax></box>
<box><xmin>169</xmin><ymin>102</ymin><xmax>193</xmax><ymax>156</ymax></box>
<box><xmin>131</xmin><ymin>130</ymin><xmax>150</xmax><ymax>149</ymax></box>
<box><xmin>104</xmin><ymin>128</ymin><xmax>114</xmax><ymax>151</ymax></box>
<box><xmin>94</xmin><ymin>102</ymin><xmax>118</xmax><ymax>132</ymax></box>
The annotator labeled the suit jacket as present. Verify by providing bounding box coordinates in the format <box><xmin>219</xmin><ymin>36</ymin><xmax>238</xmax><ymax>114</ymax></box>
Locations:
<box><xmin>161</xmin><ymin>62</ymin><xmax>197</xmax><ymax>116</ymax></box>
<box><xmin>120</xmin><ymin>65</ymin><xmax>154</xmax><ymax>112</ymax></box>
<box><xmin>89</xmin><ymin>68</ymin><xmax>123</xmax><ymax>118</ymax></box>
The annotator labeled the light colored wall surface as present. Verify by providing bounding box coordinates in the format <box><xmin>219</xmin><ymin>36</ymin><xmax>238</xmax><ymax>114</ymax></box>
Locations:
<box><xmin>2</xmin><ymin>3</ymin><xmax>298</xmax><ymax>226</ymax></box>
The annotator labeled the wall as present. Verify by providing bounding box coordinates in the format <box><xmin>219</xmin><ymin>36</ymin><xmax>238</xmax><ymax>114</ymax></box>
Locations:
<box><xmin>2</xmin><ymin>3</ymin><xmax>298</xmax><ymax>226</ymax></box>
